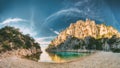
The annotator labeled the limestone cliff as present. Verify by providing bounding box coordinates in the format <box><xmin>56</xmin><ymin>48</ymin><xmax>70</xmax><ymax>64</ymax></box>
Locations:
<box><xmin>46</xmin><ymin>19</ymin><xmax>120</xmax><ymax>52</ymax></box>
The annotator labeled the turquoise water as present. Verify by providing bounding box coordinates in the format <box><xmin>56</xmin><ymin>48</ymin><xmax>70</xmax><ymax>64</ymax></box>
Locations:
<box><xmin>38</xmin><ymin>51</ymin><xmax>90</xmax><ymax>63</ymax></box>
<box><xmin>38</xmin><ymin>45</ymin><xmax>90</xmax><ymax>63</ymax></box>
<box><xmin>25</xmin><ymin>45</ymin><xmax>90</xmax><ymax>63</ymax></box>
<box><xmin>53</xmin><ymin>52</ymin><xmax>89</xmax><ymax>59</ymax></box>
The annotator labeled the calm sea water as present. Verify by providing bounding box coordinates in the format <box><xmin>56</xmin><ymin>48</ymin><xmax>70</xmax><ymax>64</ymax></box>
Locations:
<box><xmin>26</xmin><ymin>45</ymin><xmax>90</xmax><ymax>63</ymax></box>
<box><xmin>38</xmin><ymin>46</ymin><xmax>88</xmax><ymax>63</ymax></box>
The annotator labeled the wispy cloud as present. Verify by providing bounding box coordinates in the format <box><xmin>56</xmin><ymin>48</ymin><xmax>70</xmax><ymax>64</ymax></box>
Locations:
<box><xmin>0</xmin><ymin>17</ymin><xmax>37</xmax><ymax>37</ymax></box>
<box><xmin>35</xmin><ymin>36</ymin><xmax>56</xmax><ymax>45</ymax></box>
<box><xmin>44</xmin><ymin>0</ymin><xmax>105</xmax><ymax>24</ymax></box>
<box><xmin>50</xmin><ymin>28</ymin><xmax>59</xmax><ymax>35</ymax></box>
<box><xmin>1</xmin><ymin>18</ymin><xmax>26</xmax><ymax>25</ymax></box>
<box><xmin>45</xmin><ymin>8</ymin><xmax>82</xmax><ymax>23</ymax></box>
<box><xmin>18</xmin><ymin>26</ymin><xmax>37</xmax><ymax>37</ymax></box>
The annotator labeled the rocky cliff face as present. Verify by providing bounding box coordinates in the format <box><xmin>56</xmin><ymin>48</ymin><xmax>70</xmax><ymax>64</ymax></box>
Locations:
<box><xmin>46</xmin><ymin>19</ymin><xmax>120</xmax><ymax>52</ymax></box>
<box><xmin>0</xmin><ymin>26</ymin><xmax>42</xmax><ymax>58</ymax></box>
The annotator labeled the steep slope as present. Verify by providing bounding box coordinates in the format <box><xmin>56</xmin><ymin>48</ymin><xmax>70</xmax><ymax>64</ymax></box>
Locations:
<box><xmin>46</xmin><ymin>19</ymin><xmax>120</xmax><ymax>52</ymax></box>
<box><xmin>0</xmin><ymin>26</ymin><xmax>42</xmax><ymax>58</ymax></box>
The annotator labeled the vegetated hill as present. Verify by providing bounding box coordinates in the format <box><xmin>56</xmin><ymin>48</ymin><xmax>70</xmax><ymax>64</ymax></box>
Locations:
<box><xmin>46</xmin><ymin>19</ymin><xmax>120</xmax><ymax>52</ymax></box>
<box><xmin>0</xmin><ymin>26</ymin><xmax>41</xmax><ymax>57</ymax></box>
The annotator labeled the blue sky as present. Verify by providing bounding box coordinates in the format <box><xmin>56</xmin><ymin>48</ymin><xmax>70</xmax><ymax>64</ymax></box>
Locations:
<box><xmin>0</xmin><ymin>0</ymin><xmax>120</xmax><ymax>41</ymax></box>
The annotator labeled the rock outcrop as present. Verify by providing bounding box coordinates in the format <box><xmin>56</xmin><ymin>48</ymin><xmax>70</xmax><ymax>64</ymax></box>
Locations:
<box><xmin>46</xmin><ymin>19</ymin><xmax>120</xmax><ymax>52</ymax></box>
<box><xmin>0</xmin><ymin>26</ymin><xmax>42</xmax><ymax>58</ymax></box>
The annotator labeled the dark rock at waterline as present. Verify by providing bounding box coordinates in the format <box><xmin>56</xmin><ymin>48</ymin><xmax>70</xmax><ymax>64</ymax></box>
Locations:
<box><xmin>46</xmin><ymin>35</ymin><xmax>120</xmax><ymax>52</ymax></box>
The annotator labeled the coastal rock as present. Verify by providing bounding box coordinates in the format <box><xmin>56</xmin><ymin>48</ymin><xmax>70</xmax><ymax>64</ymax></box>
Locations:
<box><xmin>0</xmin><ymin>26</ymin><xmax>42</xmax><ymax>58</ymax></box>
<box><xmin>46</xmin><ymin>19</ymin><xmax>120</xmax><ymax>52</ymax></box>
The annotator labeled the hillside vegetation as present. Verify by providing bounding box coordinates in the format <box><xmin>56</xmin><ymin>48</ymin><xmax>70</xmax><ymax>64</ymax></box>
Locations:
<box><xmin>0</xmin><ymin>26</ymin><xmax>41</xmax><ymax>57</ymax></box>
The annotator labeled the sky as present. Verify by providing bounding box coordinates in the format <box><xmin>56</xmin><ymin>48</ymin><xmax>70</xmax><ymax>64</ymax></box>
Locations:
<box><xmin>0</xmin><ymin>0</ymin><xmax>120</xmax><ymax>44</ymax></box>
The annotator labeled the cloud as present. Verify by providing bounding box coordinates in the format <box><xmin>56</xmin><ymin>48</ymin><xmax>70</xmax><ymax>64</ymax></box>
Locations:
<box><xmin>35</xmin><ymin>36</ymin><xmax>56</xmax><ymax>45</ymax></box>
<box><xmin>19</xmin><ymin>27</ymin><xmax>37</xmax><ymax>37</ymax></box>
<box><xmin>45</xmin><ymin>8</ymin><xmax>82</xmax><ymax>23</ymax></box>
<box><xmin>7</xmin><ymin>24</ymin><xmax>37</xmax><ymax>37</ymax></box>
<box><xmin>54</xmin><ymin>31</ymin><xmax>59</xmax><ymax>35</ymax></box>
<box><xmin>50</xmin><ymin>28</ymin><xmax>59</xmax><ymax>35</ymax></box>
<box><xmin>44</xmin><ymin>0</ymin><xmax>106</xmax><ymax>24</ymax></box>
<box><xmin>1</xmin><ymin>18</ymin><xmax>26</xmax><ymax>25</ymax></box>
<box><xmin>0</xmin><ymin>17</ymin><xmax>37</xmax><ymax>37</ymax></box>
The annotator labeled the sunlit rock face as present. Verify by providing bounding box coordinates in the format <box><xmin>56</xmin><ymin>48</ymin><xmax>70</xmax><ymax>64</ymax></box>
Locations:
<box><xmin>46</xmin><ymin>19</ymin><xmax>120</xmax><ymax>52</ymax></box>
<box><xmin>49</xmin><ymin>19</ymin><xmax>120</xmax><ymax>46</ymax></box>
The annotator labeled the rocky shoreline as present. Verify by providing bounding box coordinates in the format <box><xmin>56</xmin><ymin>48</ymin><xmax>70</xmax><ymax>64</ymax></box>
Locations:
<box><xmin>47</xmin><ymin>19</ymin><xmax>120</xmax><ymax>53</ymax></box>
<box><xmin>0</xmin><ymin>48</ymin><xmax>42</xmax><ymax>59</ymax></box>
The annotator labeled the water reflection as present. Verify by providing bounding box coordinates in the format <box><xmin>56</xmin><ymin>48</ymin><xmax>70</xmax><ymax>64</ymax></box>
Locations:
<box><xmin>47</xmin><ymin>52</ymin><xmax>66</xmax><ymax>63</ymax></box>
<box><xmin>38</xmin><ymin>45</ymin><xmax>52</xmax><ymax>62</ymax></box>
<box><xmin>37</xmin><ymin>45</ymin><xmax>89</xmax><ymax>63</ymax></box>
<box><xmin>24</xmin><ymin>45</ymin><xmax>89</xmax><ymax>63</ymax></box>
<box><xmin>47</xmin><ymin>52</ymin><xmax>89</xmax><ymax>63</ymax></box>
